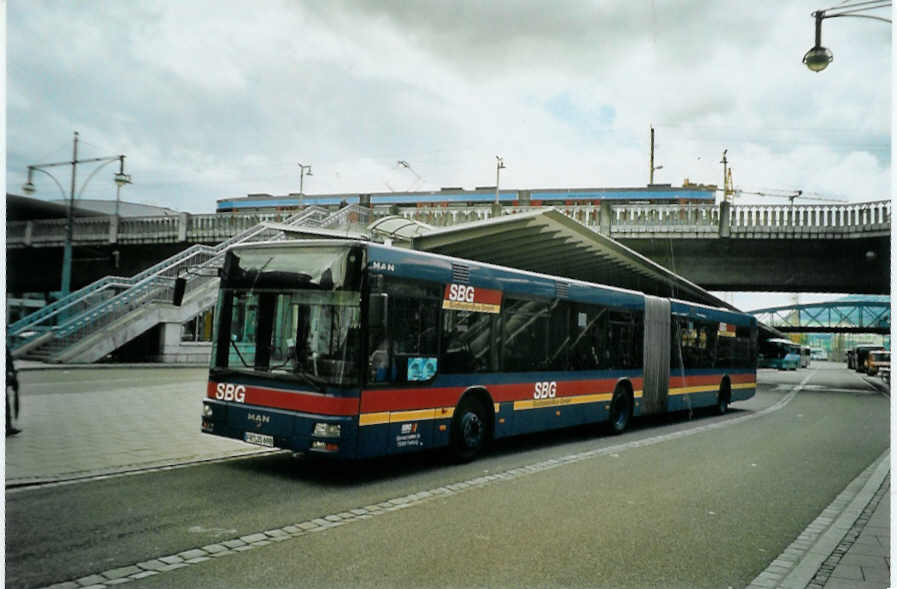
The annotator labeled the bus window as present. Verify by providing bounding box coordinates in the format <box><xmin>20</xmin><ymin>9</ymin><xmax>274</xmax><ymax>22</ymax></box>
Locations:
<box><xmin>608</xmin><ymin>310</ymin><xmax>643</xmax><ymax>369</ymax></box>
<box><xmin>546</xmin><ymin>300</ymin><xmax>571</xmax><ymax>370</ymax></box>
<box><xmin>674</xmin><ymin>317</ymin><xmax>718</xmax><ymax>369</ymax></box>
<box><xmin>501</xmin><ymin>298</ymin><xmax>550</xmax><ymax>372</ymax></box>
<box><xmin>569</xmin><ymin>304</ymin><xmax>607</xmax><ymax>371</ymax></box>
<box><xmin>441</xmin><ymin>309</ymin><xmax>495</xmax><ymax>373</ymax></box>
<box><xmin>368</xmin><ymin>277</ymin><xmax>441</xmax><ymax>384</ymax></box>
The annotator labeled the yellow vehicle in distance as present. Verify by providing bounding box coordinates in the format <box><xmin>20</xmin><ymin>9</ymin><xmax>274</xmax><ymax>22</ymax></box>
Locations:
<box><xmin>866</xmin><ymin>350</ymin><xmax>890</xmax><ymax>382</ymax></box>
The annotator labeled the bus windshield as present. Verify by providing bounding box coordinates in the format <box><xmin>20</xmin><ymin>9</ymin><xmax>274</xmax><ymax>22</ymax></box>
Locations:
<box><xmin>211</xmin><ymin>245</ymin><xmax>363</xmax><ymax>387</ymax></box>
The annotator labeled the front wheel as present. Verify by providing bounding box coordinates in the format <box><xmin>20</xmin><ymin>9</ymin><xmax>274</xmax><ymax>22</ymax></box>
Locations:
<box><xmin>451</xmin><ymin>397</ymin><xmax>490</xmax><ymax>462</ymax></box>
<box><xmin>608</xmin><ymin>388</ymin><xmax>632</xmax><ymax>435</ymax></box>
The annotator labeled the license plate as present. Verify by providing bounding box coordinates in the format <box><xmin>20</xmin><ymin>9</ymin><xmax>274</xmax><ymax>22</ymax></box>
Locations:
<box><xmin>244</xmin><ymin>432</ymin><xmax>274</xmax><ymax>447</ymax></box>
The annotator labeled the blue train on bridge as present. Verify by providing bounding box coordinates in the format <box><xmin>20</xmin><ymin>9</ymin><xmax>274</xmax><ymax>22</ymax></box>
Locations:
<box><xmin>216</xmin><ymin>183</ymin><xmax>717</xmax><ymax>213</ymax></box>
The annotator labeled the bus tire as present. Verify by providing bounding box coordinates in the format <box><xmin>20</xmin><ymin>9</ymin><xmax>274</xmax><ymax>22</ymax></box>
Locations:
<box><xmin>608</xmin><ymin>386</ymin><xmax>632</xmax><ymax>435</ymax></box>
<box><xmin>451</xmin><ymin>396</ymin><xmax>490</xmax><ymax>462</ymax></box>
<box><xmin>714</xmin><ymin>381</ymin><xmax>731</xmax><ymax>415</ymax></box>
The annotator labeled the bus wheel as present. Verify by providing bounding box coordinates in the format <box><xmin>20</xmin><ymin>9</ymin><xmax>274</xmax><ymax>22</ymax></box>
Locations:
<box><xmin>452</xmin><ymin>397</ymin><xmax>489</xmax><ymax>462</ymax></box>
<box><xmin>608</xmin><ymin>388</ymin><xmax>632</xmax><ymax>435</ymax></box>
<box><xmin>714</xmin><ymin>388</ymin><xmax>730</xmax><ymax>415</ymax></box>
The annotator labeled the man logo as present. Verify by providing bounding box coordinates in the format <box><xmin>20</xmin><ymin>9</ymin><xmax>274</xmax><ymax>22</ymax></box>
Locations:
<box><xmin>215</xmin><ymin>383</ymin><xmax>246</xmax><ymax>403</ymax></box>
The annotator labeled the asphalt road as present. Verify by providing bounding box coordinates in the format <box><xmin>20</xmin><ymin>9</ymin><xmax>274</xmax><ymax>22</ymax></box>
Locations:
<box><xmin>5</xmin><ymin>363</ymin><xmax>889</xmax><ymax>588</ymax></box>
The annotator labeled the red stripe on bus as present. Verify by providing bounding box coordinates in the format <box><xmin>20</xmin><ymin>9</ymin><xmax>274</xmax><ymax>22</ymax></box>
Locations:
<box><xmin>359</xmin><ymin>377</ymin><xmax>645</xmax><ymax>413</ymax></box>
<box><xmin>207</xmin><ymin>381</ymin><xmax>359</xmax><ymax>416</ymax></box>
<box><xmin>668</xmin><ymin>373</ymin><xmax>756</xmax><ymax>388</ymax></box>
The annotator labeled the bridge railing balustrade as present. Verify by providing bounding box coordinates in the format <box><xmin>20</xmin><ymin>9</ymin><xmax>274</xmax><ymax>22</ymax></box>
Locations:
<box><xmin>6</xmin><ymin>200</ymin><xmax>891</xmax><ymax>251</ymax></box>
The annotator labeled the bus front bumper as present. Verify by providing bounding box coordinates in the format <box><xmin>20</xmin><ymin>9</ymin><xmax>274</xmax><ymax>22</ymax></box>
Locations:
<box><xmin>201</xmin><ymin>400</ymin><xmax>358</xmax><ymax>458</ymax></box>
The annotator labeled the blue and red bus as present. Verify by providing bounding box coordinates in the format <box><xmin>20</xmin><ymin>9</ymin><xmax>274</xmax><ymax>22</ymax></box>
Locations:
<box><xmin>202</xmin><ymin>240</ymin><xmax>757</xmax><ymax>460</ymax></box>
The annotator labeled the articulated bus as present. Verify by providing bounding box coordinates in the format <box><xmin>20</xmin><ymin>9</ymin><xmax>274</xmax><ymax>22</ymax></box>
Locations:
<box><xmin>202</xmin><ymin>240</ymin><xmax>758</xmax><ymax>460</ymax></box>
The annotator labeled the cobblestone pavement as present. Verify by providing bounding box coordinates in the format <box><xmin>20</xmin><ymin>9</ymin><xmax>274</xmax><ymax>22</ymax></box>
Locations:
<box><xmin>5</xmin><ymin>363</ymin><xmax>278</xmax><ymax>487</ymax></box>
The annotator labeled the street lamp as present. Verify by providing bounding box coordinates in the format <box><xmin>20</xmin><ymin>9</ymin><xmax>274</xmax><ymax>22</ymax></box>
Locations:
<box><xmin>22</xmin><ymin>131</ymin><xmax>131</xmax><ymax>297</ymax></box>
<box><xmin>298</xmin><ymin>162</ymin><xmax>313</xmax><ymax>194</ymax></box>
<box><xmin>803</xmin><ymin>1</ymin><xmax>891</xmax><ymax>72</ymax></box>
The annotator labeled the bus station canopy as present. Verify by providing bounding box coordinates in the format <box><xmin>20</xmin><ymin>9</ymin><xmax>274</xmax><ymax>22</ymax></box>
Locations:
<box><xmin>272</xmin><ymin>208</ymin><xmax>783</xmax><ymax>338</ymax></box>
<box><xmin>410</xmin><ymin>208</ymin><xmax>735</xmax><ymax>310</ymax></box>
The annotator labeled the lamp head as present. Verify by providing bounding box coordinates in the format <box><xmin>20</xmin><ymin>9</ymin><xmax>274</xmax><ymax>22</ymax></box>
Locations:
<box><xmin>803</xmin><ymin>45</ymin><xmax>833</xmax><ymax>72</ymax></box>
<box><xmin>114</xmin><ymin>172</ymin><xmax>132</xmax><ymax>187</ymax></box>
<box><xmin>22</xmin><ymin>181</ymin><xmax>35</xmax><ymax>195</ymax></box>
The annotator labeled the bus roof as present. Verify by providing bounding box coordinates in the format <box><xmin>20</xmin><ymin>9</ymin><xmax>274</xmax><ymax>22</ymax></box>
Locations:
<box><xmin>228</xmin><ymin>239</ymin><xmax>754</xmax><ymax>322</ymax></box>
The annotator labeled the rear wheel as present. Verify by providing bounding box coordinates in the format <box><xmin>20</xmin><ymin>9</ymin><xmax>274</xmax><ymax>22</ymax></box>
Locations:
<box><xmin>451</xmin><ymin>397</ymin><xmax>490</xmax><ymax>462</ymax></box>
<box><xmin>608</xmin><ymin>387</ymin><xmax>632</xmax><ymax>435</ymax></box>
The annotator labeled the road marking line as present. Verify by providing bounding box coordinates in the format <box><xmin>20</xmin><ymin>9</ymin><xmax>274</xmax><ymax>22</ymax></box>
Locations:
<box><xmin>6</xmin><ymin>450</ymin><xmax>283</xmax><ymax>494</ymax></box>
<box><xmin>34</xmin><ymin>381</ymin><xmax>806</xmax><ymax>589</ymax></box>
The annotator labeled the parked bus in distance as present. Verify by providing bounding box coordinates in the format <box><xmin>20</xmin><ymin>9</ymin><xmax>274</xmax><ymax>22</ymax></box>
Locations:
<box><xmin>758</xmin><ymin>338</ymin><xmax>800</xmax><ymax>370</ymax></box>
<box><xmin>202</xmin><ymin>240</ymin><xmax>758</xmax><ymax>461</ymax></box>
<box><xmin>854</xmin><ymin>345</ymin><xmax>885</xmax><ymax>374</ymax></box>
<box><xmin>800</xmin><ymin>345</ymin><xmax>811</xmax><ymax>368</ymax></box>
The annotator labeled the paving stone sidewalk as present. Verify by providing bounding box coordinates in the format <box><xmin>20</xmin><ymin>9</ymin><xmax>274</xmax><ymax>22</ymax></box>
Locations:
<box><xmin>748</xmin><ymin>451</ymin><xmax>891</xmax><ymax>589</ymax></box>
<box><xmin>5</xmin><ymin>363</ymin><xmax>278</xmax><ymax>486</ymax></box>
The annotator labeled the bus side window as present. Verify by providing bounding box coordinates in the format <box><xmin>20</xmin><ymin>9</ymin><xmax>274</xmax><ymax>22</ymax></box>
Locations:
<box><xmin>368</xmin><ymin>276</ymin><xmax>441</xmax><ymax>384</ymax></box>
<box><xmin>442</xmin><ymin>310</ymin><xmax>494</xmax><ymax>373</ymax></box>
<box><xmin>501</xmin><ymin>298</ymin><xmax>550</xmax><ymax>372</ymax></box>
<box><xmin>546</xmin><ymin>301</ymin><xmax>571</xmax><ymax>370</ymax></box>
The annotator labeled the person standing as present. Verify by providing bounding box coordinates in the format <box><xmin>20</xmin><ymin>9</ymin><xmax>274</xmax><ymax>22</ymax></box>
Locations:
<box><xmin>6</xmin><ymin>347</ymin><xmax>21</xmax><ymax>436</ymax></box>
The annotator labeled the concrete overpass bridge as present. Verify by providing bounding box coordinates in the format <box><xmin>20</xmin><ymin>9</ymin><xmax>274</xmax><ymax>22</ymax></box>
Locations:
<box><xmin>5</xmin><ymin>199</ymin><xmax>890</xmax><ymax>364</ymax></box>
<box><xmin>6</xmin><ymin>200</ymin><xmax>891</xmax><ymax>294</ymax></box>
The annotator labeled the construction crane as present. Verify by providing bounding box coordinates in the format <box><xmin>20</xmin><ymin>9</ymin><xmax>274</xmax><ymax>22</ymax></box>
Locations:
<box><xmin>716</xmin><ymin>150</ymin><xmax>847</xmax><ymax>204</ymax></box>
<box><xmin>734</xmin><ymin>188</ymin><xmax>848</xmax><ymax>204</ymax></box>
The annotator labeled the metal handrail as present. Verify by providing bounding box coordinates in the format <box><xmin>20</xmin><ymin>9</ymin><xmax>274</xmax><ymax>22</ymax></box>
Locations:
<box><xmin>8</xmin><ymin>207</ymin><xmax>330</xmax><ymax>350</ymax></box>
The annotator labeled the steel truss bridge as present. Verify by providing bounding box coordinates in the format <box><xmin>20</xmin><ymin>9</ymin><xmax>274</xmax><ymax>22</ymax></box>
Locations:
<box><xmin>749</xmin><ymin>300</ymin><xmax>890</xmax><ymax>334</ymax></box>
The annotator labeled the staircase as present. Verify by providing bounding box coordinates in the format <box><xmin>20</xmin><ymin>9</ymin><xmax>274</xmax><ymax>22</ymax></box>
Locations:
<box><xmin>7</xmin><ymin>206</ymin><xmax>371</xmax><ymax>363</ymax></box>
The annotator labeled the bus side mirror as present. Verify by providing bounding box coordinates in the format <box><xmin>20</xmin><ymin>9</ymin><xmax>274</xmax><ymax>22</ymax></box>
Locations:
<box><xmin>369</xmin><ymin>293</ymin><xmax>388</xmax><ymax>329</ymax></box>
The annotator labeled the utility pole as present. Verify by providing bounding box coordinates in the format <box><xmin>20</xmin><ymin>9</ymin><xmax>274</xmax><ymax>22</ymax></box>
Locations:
<box><xmin>493</xmin><ymin>155</ymin><xmax>506</xmax><ymax>217</ymax></box>
<box><xmin>650</xmin><ymin>126</ymin><xmax>655</xmax><ymax>184</ymax></box>
<box><xmin>64</xmin><ymin>131</ymin><xmax>79</xmax><ymax>296</ymax></box>
<box><xmin>720</xmin><ymin>149</ymin><xmax>734</xmax><ymax>203</ymax></box>
<box><xmin>649</xmin><ymin>126</ymin><xmax>662</xmax><ymax>184</ymax></box>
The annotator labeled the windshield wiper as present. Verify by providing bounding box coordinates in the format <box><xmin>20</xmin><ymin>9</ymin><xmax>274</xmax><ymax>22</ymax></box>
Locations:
<box><xmin>293</xmin><ymin>368</ymin><xmax>326</xmax><ymax>394</ymax></box>
<box><xmin>230</xmin><ymin>339</ymin><xmax>251</xmax><ymax>368</ymax></box>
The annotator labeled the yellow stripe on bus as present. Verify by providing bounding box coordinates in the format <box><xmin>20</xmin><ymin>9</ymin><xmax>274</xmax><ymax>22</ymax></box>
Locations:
<box><xmin>668</xmin><ymin>384</ymin><xmax>719</xmax><ymax>396</ymax></box>
<box><xmin>668</xmin><ymin>382</ymin><xmax>756</xmax><ymax>396</ymax></box>
<box><xmin>358</xmin><ymin>407</ymin><xmax>454</xmax><ymax>427</ymax></box>
<box><xmin>514</xmin><ymin>393</ymin><xmax>613</xmax><ymax>411</ymax></box>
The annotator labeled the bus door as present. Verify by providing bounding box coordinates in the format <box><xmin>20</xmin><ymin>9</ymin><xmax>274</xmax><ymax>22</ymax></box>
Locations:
<box><xmin>641</xmin><ymin>296</ymin><xmax>670</xmax><ymax>415</ymax></box>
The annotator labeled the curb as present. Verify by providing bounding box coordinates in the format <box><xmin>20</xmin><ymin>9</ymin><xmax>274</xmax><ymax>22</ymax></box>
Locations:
<box><xmin>861</xmin><ymin>375</ymin><xmax>890</xmax><ymax>395</ymax></box>
<box><xmin>15</xmin><ymin>363</ymin><xmax>209</xmax><ymax>372</ymax></box>
<box><xmin>747</xmin><ymin>449</ymin><xmax>890</xmax><ymax>589</ymax></box>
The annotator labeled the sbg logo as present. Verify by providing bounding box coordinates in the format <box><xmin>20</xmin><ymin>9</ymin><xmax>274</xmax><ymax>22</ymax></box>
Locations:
<box><xmin>215</xmin><ymin>383</ymin><xmax>246</xmax><ymax>403</ymax></box>
<box><xmin>448</xmin><ymin>284</ymin><xmax>475</xmax><ymax>303</ymax></box>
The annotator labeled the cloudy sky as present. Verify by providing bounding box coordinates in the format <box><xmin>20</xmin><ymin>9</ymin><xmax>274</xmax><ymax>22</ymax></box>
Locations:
<box><xmin>5</xmin><ymin>1</ymin><xmax>892</xmax><ymax>308</ymax></box>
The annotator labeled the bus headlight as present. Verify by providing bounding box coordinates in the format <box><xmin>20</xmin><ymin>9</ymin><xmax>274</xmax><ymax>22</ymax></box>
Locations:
<box><xmin>312</xmin><ymin>423</ymin><xmax>341</xmax><ymax>438</ymax></box>
<box><xmin>202</xmin><ymin>403</ymin><xmax>214</xmax><ymax>417</ymax></box>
